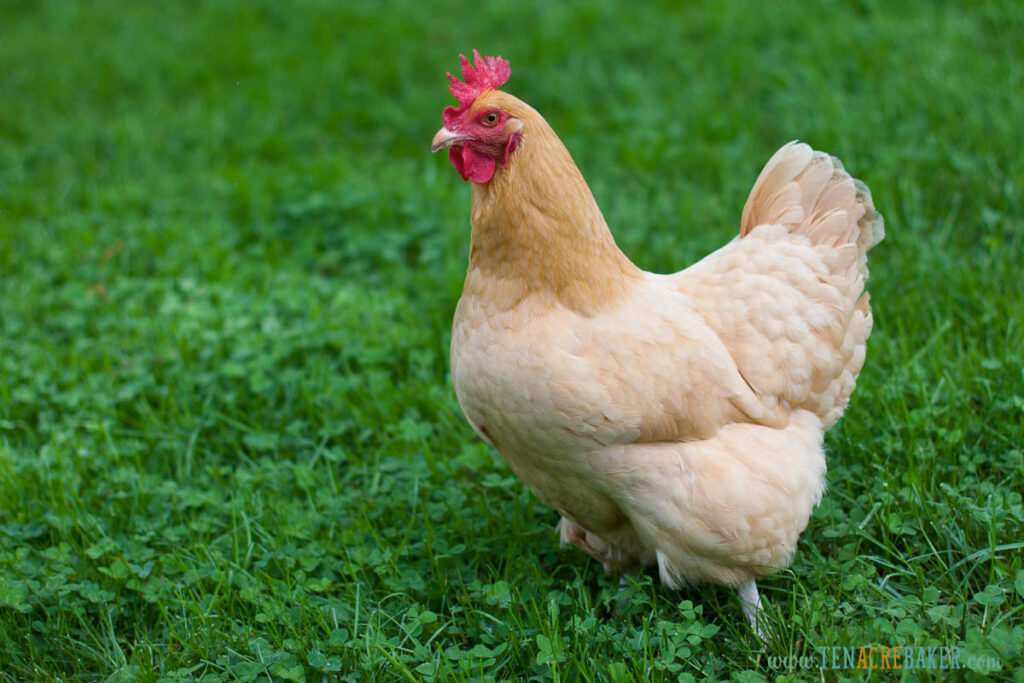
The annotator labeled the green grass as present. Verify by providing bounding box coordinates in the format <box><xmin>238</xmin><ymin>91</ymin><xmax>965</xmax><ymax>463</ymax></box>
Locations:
<box><xmin>1</xmin><ymin>0</ymin><xmax>1022</xmax><ymax>680</ymax></box>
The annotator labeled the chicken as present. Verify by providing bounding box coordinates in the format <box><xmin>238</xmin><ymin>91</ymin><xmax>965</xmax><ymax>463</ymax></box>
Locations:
<box><xmin>431</xmin><ymin>51</ymin><xmax>883</xmax><ymax>635</ymax></box>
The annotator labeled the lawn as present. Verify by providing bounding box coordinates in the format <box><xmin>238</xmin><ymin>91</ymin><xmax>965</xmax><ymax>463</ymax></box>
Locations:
<box><xmin>1</xmin><ymin>0</ymin><xmax>1022</xmax><ymax>680</ymax></box>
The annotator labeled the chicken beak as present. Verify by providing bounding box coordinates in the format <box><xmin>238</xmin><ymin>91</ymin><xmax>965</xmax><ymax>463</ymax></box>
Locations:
<box><xmin>431</xmin><ymin>127</ymin><xmax>470</xmax><ymax>153</ymax></box>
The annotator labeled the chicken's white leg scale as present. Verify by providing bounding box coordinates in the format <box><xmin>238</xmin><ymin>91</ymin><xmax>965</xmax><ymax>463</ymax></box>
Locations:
<box><xmin>612</xmin><ymin>570</ymin><xmax>640</xmax><ymax>616</ymax></box>
<box><xmin>737</xmin><ymin>579</ymin><xmax>766</xmax><ymax>640</ymax></box>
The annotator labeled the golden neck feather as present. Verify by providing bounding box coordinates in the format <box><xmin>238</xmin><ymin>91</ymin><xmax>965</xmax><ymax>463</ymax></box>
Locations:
<box><xmin>463</xmin><ymin>91</ymin><xmax>639</xmax><ymax>315</ymax></box>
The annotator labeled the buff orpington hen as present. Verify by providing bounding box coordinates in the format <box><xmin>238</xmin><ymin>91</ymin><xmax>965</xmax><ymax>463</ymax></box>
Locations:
<box><xmin>431</xmin><ymin>51</ymin><xmax>883</xmax><ymax>636</ymax></box>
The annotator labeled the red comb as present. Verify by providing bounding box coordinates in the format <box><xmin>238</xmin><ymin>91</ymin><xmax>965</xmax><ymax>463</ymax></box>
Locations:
<box><xmin>447</xmin><ymin>50</ymin><xmax>511</xmax><ymax>107</ymax></box>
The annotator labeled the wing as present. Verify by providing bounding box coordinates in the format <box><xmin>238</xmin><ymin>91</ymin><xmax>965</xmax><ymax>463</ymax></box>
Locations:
<box><xmin>543</xmin><ymin>282</ymin><xmax>792</xmax><ymax>447</ymax></box>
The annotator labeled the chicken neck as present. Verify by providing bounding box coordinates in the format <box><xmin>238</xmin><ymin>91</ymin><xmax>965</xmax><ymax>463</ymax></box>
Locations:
<box><xmin>463</xmin><ymin>95</ymin><xmax>641</xmax><ymax>316</ymax></box>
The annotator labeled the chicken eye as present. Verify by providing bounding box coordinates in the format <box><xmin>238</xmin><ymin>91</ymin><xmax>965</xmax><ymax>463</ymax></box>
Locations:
<box><xmin>483</xmin><ymin>112</ymin><xmax>500</xmax><ymax>126</ymax></box>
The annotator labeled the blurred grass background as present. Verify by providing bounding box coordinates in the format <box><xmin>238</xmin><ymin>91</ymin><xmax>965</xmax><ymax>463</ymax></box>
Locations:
<box><xmin>1</xmin><ymin>0</ymin><xmax>1022</xmax><ymax>680</ymax></box>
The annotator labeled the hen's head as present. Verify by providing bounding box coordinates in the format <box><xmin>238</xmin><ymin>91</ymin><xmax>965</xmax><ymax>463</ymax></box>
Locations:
<box><xmin>431</xmin><ymin>51</ymin><xmax>523</xmax><ymax>184</ymax></box>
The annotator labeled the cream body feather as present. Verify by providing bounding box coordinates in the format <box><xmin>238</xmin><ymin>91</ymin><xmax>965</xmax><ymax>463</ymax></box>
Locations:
<box><xmin>450</xmin><ymin>90</ymin><xmax>883</xmax><ymax>589</ymax></box>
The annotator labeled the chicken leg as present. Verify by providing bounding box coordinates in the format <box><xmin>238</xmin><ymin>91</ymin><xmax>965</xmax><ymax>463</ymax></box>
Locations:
<box><xmin>738</xmin><ymin>579</ymin><xmax>767</xmax><ymax>640</ymax></box>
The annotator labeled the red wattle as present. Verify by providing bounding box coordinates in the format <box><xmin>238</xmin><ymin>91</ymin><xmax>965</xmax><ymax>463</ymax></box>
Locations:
<box><xmin>449</xmin><ymin>147</ymin><xmax>465</xmax><ymax>179</ymax></box>
<box><xmin>449</xmin><ymin>146</ymin><xmax>496</xmax><ymax>183</ymax></box>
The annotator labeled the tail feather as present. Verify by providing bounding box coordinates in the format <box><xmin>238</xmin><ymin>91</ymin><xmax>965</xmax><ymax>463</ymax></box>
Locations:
<box><xmin>737</xmin><ymin>141</ymin><xmax>884</xmax><ymax>428</ymax></box>
<box><xmin>741</xmin><ymin>141</ymin><xmax>884</xmax><ymax>266</ymax></box>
